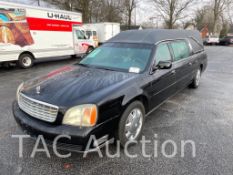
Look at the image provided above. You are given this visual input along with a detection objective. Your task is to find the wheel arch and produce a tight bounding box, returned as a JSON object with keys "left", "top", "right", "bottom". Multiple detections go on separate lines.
{"left": 18, "top": 51, "right": 35, "bottom": 60}
{"left": 123, "top": 95, "right": 149, "bottom": 114}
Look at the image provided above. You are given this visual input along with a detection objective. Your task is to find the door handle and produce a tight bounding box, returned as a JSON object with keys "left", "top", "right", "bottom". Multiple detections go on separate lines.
{"left": 171, "top": 70, "right": 176, "bottom": 74}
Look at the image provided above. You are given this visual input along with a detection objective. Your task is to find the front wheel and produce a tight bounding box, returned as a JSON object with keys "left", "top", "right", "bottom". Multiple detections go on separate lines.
{"left": 86, "top": 47, "right": 94, "bottom": 54}
{"left": 18, "top": 54, "right": 34, "bottom": 69}
{"left": 116, "top": 101, "right": 145, "bottom": 147}
{"left": 189, "top": 68, "right": 201, "bottom": 88}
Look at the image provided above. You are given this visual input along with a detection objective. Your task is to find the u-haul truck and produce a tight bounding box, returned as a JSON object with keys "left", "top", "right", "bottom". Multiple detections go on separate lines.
{"left": 0, "top": 1, "right": 95, "bottom": 68}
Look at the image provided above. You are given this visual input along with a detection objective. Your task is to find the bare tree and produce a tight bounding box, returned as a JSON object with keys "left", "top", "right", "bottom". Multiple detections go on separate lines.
{"left": 193, "top": 6, "right": 215, "bottom": 31}
{"left": 102, "top": 0, "right": 123, "bottom": 22}
{"left": 219, "top": 20, "right": 229, "bottom": 37}
{"left": 43, "top": 0, "right": 72, "bottom": 11}
{"left": 43, "top": 0, "right": 123, "bottom": 23}
{"left": 151, "top": 0, "right": 194, "bottom": 29}
{"left": 194, "top": 8, "right": 207, "bottom": 30}
{"left": 123, "top": 0, "right": 138, "bottom": 28}
{"left": 211, "top": 0, "right": 232, "bottom": 34}
{"left": 226, "top": 3, "right": 233, "bottom": 26}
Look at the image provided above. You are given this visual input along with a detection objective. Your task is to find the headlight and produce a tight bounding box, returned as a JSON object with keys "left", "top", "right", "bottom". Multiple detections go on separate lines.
{"left": 62, "top": 104, "right": 98, "bottom": 127}
{"left": 16, "top": 82, "right": 24, "bottom": 101}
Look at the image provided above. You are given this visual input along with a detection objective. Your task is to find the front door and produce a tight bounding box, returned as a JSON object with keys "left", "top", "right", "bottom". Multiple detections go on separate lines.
{"left": 73, "top": 27, "right": 89, "bottom": 54}
{"left": 148, "top": 43, "right": 176, "bottom": 110}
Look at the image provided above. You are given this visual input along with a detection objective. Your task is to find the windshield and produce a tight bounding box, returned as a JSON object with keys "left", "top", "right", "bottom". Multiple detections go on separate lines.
{"left": 79, "top": 43, "right": 153, "bottom": 73}
{"left": 86, "top": 31, "right": 92, "bottom": 38}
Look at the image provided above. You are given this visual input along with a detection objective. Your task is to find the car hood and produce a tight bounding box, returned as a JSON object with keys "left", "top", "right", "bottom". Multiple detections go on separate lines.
{"left": 21, "top": 65, "right": 138, "bottom": 107}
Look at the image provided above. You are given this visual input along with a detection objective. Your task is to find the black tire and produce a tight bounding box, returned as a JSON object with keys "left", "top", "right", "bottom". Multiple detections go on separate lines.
{"left": 189, "top": 68, "right": 201, "bottom": 89}
{"left": 116, "top": 101, "right": 145, "bottom": 147}
{"left": 71, "top": 55, "right": 77, "bottom": 59}
{"left": 86, "top": 47, "right": 94, "bottom": 54}
{"left": 18, "top": 53, "right": 34, "bottom": 69}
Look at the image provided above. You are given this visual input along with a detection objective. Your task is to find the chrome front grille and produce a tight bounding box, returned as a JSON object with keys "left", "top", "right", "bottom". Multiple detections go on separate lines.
{"left": 18, "top": 93, "right": 59, "bottom": 123}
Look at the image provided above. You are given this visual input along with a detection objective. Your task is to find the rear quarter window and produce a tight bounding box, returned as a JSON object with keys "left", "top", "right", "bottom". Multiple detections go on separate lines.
{"left": 188, "top": 38, "right": 204, "bottom": 54}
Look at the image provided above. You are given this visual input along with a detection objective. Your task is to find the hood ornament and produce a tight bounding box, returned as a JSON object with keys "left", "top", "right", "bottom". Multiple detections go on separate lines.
{"left": 36, "top": 86, "right": 41, "bottom": 95}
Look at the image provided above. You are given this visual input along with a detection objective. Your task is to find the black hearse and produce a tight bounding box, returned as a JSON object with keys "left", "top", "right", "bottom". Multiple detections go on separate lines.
{"left": 13, "top": 29, "right": 207, "bottom": 151}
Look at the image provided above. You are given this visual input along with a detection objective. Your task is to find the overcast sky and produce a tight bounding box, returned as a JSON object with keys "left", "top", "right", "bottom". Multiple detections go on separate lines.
{"left": 1, "top": 0, "right": 219, "bottom": 26}
{"left": 135, "top": 0, "right": 210, "bottom": 25}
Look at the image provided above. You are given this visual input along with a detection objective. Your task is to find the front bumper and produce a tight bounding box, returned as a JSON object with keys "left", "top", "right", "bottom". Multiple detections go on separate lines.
{"left": 12, "top": 101, "right": 118, "bottom": 152}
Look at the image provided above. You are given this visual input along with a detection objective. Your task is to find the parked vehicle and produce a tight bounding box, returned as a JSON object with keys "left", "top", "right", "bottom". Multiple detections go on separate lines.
{"left": 219, "top": 36, "right": 233, "bottom": 45}
{"left": 81, "top": 24, "right": 98, "bottom": 48}
{"left": 13, "top": 29, "right": 207, "bottom": 152}
{"left": 0, "top": 1, "right": 95, "bottom": 68}
{"left": 203, "top": 36, "right": 219, "bottom": 45}
{"left": 83, "top": 22, "right": 120, "bottom": 44}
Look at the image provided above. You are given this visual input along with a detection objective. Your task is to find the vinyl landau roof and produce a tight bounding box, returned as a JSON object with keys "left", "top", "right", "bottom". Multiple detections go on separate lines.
{"left": 107, "top": 29, "right": 203, "bottom": 45}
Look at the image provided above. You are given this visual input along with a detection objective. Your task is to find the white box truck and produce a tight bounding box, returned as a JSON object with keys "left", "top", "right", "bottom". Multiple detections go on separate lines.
{"left": 0, "top": 1, "right": 96, "bottom": 68}
{"left": 83, "top": 23, "right": 120, "bottom": 44}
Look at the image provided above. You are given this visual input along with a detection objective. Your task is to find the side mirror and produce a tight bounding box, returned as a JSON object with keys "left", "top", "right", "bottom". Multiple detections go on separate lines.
{"left": 157, "top": 61, "right": 172, "bottom": 69}
{"left": 150, "top": 60, "right": 172, "bottom": 74}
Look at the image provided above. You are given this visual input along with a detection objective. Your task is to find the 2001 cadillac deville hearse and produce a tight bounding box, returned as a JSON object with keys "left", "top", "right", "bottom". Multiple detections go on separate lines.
{"left": 13, "top": 29, "right": 207, "bottom": 152}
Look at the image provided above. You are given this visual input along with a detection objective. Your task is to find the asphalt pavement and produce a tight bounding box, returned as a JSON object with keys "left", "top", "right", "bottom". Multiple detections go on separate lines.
{"left": 0, "top": 46, "right": 233, "bottom": 175}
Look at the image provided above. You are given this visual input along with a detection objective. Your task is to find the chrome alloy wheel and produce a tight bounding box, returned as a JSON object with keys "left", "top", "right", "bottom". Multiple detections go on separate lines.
{"left": 22, "top": 56, "right": 32, "bottom": 67}
{"left": 195, "top": 69, "right": 201, "bottom": 86}
{"left": 125, "top": 108, "right": 143, "bottom": 141}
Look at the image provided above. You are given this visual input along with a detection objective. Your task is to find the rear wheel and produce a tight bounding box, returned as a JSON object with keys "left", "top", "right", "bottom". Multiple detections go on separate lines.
{"left": 18, "top": 53, "right": 34, "bottom": 69}
{"left": 190, "top": 68, "right": 201, "bottom": 88}
{"left": 116, "top": 101, "right": 145, "bottom": 147}
{"left": 71, "top": 55, "right": 77, "bottom": 59}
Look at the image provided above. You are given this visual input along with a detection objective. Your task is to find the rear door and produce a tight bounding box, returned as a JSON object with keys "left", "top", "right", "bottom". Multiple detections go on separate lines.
{"left": 169, "top": 40, "right": 194, "bottom": 91}
{"left": 148, "top": 42, "right": 177, "bottom": 110}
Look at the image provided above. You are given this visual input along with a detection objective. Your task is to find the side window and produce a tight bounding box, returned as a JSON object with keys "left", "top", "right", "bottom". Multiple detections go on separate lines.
{"left": 86, "top": 31, "right": 92, "bottom": 39}
{"left": 171, "top": 40, "right": 190, "bottom": 61}
{"left": 188, "top": 38, "right": 203, "bottom": 54}
{"left": 76, "top": 30, "right": 86, "bottom": 40}
{"left": 155, "top": 43, "right": 172, "bottom": 64}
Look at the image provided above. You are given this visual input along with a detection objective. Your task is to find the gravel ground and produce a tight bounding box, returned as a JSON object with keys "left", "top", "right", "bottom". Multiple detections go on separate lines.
{"left": 0, "top": 46, "right": 233, "bottom": 175}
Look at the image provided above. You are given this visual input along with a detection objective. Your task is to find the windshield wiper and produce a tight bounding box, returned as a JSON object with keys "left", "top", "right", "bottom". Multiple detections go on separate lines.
{"left": 78, "top": 63, "right": 91, "bottom": 68}
{"left": 97, "top": 67, "right": 116, "bottom": 71}
{"left": 79, "top": 64, "right": 117, "bottom": 72}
